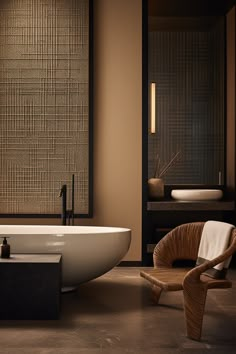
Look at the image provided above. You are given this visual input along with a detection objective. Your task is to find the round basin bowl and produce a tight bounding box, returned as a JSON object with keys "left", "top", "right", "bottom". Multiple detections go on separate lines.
{"left": 171, "top": 189, "right": 223, "bottom": 201}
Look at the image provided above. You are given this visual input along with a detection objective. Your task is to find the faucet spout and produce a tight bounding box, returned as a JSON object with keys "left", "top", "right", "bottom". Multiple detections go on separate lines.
{"left": 59, "top": 184, "right": 67, "bottom": 225}
{"left": 59, "top": 175, "right": 75, "bottom": 226}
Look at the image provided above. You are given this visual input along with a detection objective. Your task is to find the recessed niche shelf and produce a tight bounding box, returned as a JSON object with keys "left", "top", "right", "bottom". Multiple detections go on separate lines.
{"left": 142, "top": 0, "right": 236, "bottom": 267}
{"left": 147, "top": 200, "right": 235, "bottom": 211}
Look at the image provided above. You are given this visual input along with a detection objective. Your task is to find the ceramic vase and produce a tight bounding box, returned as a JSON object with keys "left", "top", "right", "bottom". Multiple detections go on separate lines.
{"left": 148, "top": 178, "right": 164, "bottom": 200}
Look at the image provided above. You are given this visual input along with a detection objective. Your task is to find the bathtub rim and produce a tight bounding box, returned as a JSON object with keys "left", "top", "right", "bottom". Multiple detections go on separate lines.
{"left": 0, "top": 225, "right": 131, "bottom": 235}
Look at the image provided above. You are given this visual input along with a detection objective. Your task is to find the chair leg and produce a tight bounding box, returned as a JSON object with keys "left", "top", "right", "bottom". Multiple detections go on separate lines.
{"left": 183, "top": 285, "right": 208, "bottom": 341}
{"left": 151, "top": 285, "right": 163, "bottom": 305}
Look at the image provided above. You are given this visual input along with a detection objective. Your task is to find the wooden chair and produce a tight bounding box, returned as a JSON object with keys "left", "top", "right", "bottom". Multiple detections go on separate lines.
{"left": 140, "top": 222, "right": 236, "bottom": 341}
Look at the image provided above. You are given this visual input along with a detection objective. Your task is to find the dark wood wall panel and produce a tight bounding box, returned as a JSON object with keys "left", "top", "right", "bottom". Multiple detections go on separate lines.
{"left": 148, "top": 17, "right": 225, "bottom": 185}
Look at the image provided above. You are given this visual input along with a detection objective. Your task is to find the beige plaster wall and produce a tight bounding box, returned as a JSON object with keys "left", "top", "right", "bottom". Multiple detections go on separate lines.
{"left": 86, "top": 0, "right": 142, "bottom": 260}
{"left": 0, "top": 0, "right": 143, "bottom": 261}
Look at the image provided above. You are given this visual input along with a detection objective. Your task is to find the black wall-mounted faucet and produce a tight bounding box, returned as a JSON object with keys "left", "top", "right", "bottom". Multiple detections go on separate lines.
{"left": 59, "top": 174, "right": 75, "bottom": 226}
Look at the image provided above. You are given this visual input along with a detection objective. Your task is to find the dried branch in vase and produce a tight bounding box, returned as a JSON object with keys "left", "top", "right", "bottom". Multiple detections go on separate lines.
{"left": 153, "top": 151, "right": 181, "bottom": 178}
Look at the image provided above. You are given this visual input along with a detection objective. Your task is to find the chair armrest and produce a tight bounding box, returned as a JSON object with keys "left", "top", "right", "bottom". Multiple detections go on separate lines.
{"left": 183, "top": 238, "right": 236, "bottom": 284}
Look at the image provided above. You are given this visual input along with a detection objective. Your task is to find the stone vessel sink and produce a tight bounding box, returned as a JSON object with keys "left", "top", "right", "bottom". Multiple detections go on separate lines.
{"left": 171, "top": 189, "right": 223, "bottom": 201}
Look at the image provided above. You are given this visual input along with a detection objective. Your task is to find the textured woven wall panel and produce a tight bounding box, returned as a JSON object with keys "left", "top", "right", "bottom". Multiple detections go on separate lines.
{"left": 0, "top": 0, "right": 90, "bottom": 214}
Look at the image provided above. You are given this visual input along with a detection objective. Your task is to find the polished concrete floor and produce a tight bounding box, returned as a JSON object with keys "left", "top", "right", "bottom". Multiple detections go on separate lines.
{"left": 0, "top": 267, "right": 236, "bottom": 353}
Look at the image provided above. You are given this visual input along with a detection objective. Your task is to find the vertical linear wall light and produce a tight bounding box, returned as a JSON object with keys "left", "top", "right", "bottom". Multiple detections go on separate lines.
{"left": 150, "top": 82, "right": 156, "bottom": 134}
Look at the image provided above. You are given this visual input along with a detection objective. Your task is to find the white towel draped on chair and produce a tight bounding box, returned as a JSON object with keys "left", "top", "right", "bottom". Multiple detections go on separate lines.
{"left": 196, "top": 220, "right": 234, "bottom": 278}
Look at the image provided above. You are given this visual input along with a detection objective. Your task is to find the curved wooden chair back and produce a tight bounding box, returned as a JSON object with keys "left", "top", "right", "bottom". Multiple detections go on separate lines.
{"left": 153, "top": 222, "right": 205, "bottom": 267}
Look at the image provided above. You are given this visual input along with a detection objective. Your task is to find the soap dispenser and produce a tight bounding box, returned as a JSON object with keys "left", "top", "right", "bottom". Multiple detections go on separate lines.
{"left": 0, "top": 237, "right": 10, "bottom": 258}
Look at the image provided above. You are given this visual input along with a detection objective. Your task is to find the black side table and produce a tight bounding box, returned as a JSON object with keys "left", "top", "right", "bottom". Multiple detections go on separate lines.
{"left": 0, "top": 254, "right": 61, "bottom": 320}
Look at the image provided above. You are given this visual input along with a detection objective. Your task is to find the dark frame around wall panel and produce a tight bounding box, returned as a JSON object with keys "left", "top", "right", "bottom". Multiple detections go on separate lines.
{"left": 0, "top": 0, "right": 93, "bottom": 218}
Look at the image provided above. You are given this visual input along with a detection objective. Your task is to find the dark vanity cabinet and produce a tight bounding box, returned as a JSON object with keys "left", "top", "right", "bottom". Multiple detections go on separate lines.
{"left": 142, "top": 0, "right": 236, "bottom": 266}
{"left": 143, "top": 200, "right": 235, "bottom": 266}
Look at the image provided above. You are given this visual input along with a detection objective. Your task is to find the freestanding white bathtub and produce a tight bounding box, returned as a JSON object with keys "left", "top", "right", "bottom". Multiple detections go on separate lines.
{"left": 0, "top": 225, "right": 131, "bottom": 287}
